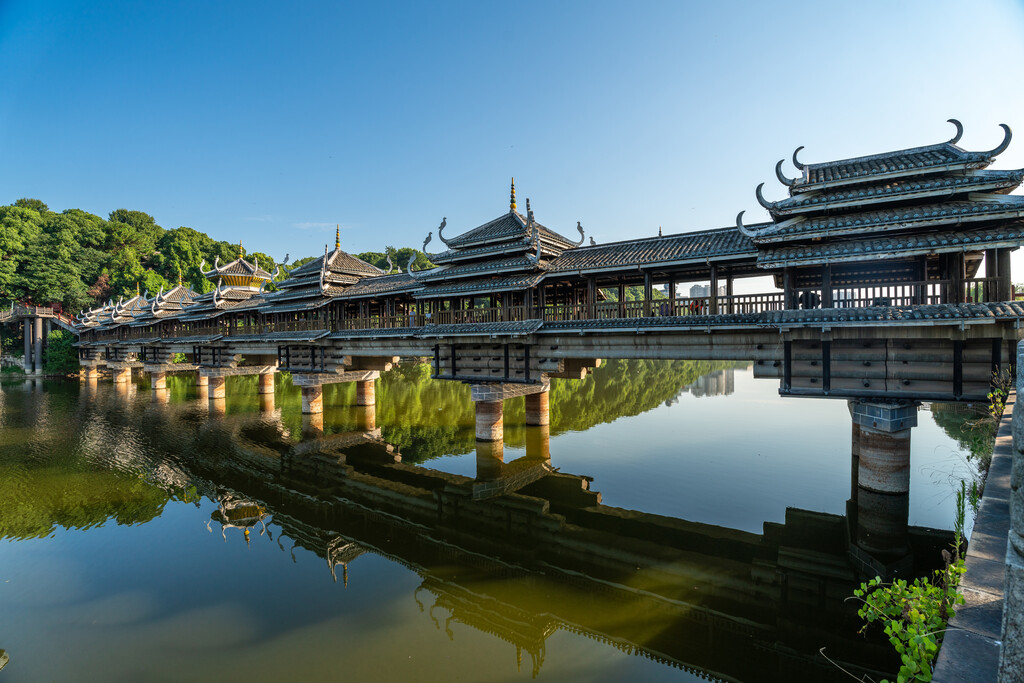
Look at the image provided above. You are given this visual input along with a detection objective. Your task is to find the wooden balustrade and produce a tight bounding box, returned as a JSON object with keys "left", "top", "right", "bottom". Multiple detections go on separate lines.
{"left": 74, "top": 277, "right": 1022, "bottom": 343}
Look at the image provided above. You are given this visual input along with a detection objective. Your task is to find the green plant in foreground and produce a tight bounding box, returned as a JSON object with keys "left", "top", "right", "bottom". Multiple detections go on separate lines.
{"left": 851, "top": 483, "right": 968, "bottom": 683}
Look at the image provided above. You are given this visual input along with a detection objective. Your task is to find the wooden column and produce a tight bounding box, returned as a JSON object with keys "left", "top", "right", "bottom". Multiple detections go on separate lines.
{"left": 998, "top": 248, "right": 1013, "bottom": 301}
{"left": 618, "top": 283, "right": 625, "bottom": 317}
{"left": 951, "top": 252, "right": 965, "bottom": 303}
{"left": 783, "top": 268, "right": 794, "bottom": 309}
{"left": 725, "top": 272, "right": 734, "bottom": 314}
{"left": 587, "top": 276, "right": 596, "bottom": 319}
{"left": 643, "top": 271, "right": 652, "bottom": 317}
{"left": 822, "top": 264, "right": 832, "bottom": 308}
{"left": 709, "top": 264, "right": 719, "bottom": 315}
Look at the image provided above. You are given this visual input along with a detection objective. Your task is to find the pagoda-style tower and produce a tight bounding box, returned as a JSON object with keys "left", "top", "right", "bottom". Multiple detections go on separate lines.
{"left": 740, "top": 120, "right": 1023, "bottom": 307}
{"left": 413, "top": 179, "right": 585, "bottom": 308}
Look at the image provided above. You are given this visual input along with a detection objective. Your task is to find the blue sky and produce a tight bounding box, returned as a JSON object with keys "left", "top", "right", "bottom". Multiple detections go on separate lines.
{"left": 2, "top": 0, "right": 1023, "bottom": 268}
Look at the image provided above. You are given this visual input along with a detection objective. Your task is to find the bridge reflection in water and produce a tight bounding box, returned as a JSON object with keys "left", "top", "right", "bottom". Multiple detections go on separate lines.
{"left": 8, "top": 365, "right": 965, "bottom": 683}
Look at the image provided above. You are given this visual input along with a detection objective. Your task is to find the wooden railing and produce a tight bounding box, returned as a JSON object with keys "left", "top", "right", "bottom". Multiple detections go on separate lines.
{"left": 79, "top": 277, "right": 1023, "bottom": 343}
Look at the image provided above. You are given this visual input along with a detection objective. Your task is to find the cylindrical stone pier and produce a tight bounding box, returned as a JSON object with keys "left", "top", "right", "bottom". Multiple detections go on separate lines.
{"left": 355, "top": 379, "right": 375, "bottom": 406}
{"left": 23, "top": 321, "right": 31, "bottom": 373}
{"left": 208, "top": 376, "right": 226, "bottom": 399}
{"left": 195, "top": 373, "right": 209, "bottom": 388}
{"left": 525, "top": 390, "right": 550, "bottom": 426}
{"left": 301, "top": 384, "right": 324, "bottom": 414}
{"left": 151, "top": 372, "right": 166, "bottom": 391}
{"left": 197, "top": 383, "right": 209, "bottom": 403}
{"left": 113, "top": 367, "right": 131, "bottom": 384}
{"left": 33, "top": 316, "right": 42, "bottom": 375}
{"left": 849, "top": 400, "right": 917, "bottom": 559}
{"left": 475, "top": 399, "right": 503, "bottom": 441}
{"left": 259, "top": 392, "right": 275, "bottom": 413}
{"left": 476, "top": 439, "right": 505, "bottom": 479}
{"left": 355, "top": 404, "right": 376, "bottom": 431}
{"left": 259, "top": 372, "right": 275, "bottom": 395}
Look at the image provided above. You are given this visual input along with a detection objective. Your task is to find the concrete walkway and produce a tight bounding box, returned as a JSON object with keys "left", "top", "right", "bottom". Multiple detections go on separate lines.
{"left": 933, "top": 394, "right": 1013, "bottom": 682}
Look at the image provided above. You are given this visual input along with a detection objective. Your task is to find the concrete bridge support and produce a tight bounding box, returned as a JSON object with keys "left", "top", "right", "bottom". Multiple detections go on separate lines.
{"left": 260, "top": 392, "right": 275, "bottom": 413}
{"left": 195, "top": 373, "right": 209, "bottom": 388}
{"left": 150, "top": 372, "right": 167, "bottom": 391}
{"left": 849, "top": 400, "right": 917, "bottom": 560}
{"left": 258, "top": 372, "right": 275, "bottom": 395}
{"left": 112, "top": 367, "right": 131, "bottom": 384}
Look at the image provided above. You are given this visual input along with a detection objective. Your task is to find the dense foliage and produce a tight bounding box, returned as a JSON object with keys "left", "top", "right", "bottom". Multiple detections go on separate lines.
{"left": 43, "top": 329, "right": 79, "bottom": 375}
{"left": 0, "top": 198, "right": 280, "bottom": 313}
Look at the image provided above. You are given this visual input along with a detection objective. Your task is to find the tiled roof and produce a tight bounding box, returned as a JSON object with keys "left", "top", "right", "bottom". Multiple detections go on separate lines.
{"left": 752, "top": 195, "right": 1024, "bottom": 244}
{"left": 757, "top": 222, "right": 1024, "bottom": 268}
{"left": 417, "top": 273, "right": 545, "bottom": 298}
{"left": 547, "top": 227, "right": 757, "bottom": 273}
{"left": 430, "top": 238, "right": 535, "bottom": 265}
{"left": 328, "top": 272, "right": 422, "bottom": 299}
{"left": 441, "top": 211, "right": 579, "bottom": 251}
{"left": 284, "top": 248, "right": 382, "bottom": 279}
{"left": 419, "top": 319, "right": 544, "bottom": 337}
{"left": 416, "top": 255, "right": 542, "bottom": 282}
{"left": 790, "top": 142, "right": 992, "bottom": 193}
{"left": 769, "top": 169, "right": 1024, "bottom": 215}
{"left": 205, "top": 257, "right": 273, "bottom": 279}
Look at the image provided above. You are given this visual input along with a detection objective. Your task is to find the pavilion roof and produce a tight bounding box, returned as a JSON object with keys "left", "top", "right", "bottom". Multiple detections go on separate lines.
{"left": 782, "top": 123, "right": 1012, "bottom": 194}
{"left": 746, "top": 194, "right": 1024, "bottom": 244}
{"left": 416, "top": 272, "right": 545, "bottom": 299}
{"left": 756, "top": 221, "right": 1024, "bottom": 268}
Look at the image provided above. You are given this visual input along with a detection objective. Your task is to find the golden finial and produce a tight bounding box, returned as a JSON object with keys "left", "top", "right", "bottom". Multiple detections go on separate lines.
{"left": 178, "top": 269, "right": 183, "bottom": 287}
{"left": 510, "top": 177, "right": 516, "bottom": 212}
{"left": 335, "top": 224, "right": 340, "bottom": 250}
{"left": 239, "top": 240, "right": 244, "bottom": 257}
{"left": 136, "top": 282, "right": 140, "bottom": 297}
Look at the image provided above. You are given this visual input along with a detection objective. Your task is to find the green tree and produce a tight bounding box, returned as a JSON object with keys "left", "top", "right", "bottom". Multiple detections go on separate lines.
{"left": 43, "top": 329, "right": 79, "bottom": 374}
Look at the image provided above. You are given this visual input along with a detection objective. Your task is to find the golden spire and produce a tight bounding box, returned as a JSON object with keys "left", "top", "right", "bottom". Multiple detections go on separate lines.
{"left": 510, "top": 177, "right": 516, "bottom": 212}
{"left": 178, "top": 269, "right": 183, "bottom": 287}
{"left": 239, "top": 240, "right": 244, "bottom": 257}
{"left": 136, "top": 282, "right": 140, "bottom": 297}
{"left": 335, "top": 224, "right": 340, "bottom": 250}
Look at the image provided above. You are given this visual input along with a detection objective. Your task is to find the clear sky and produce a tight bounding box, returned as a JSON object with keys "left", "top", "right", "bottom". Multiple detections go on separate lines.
{"left": 2, "top": 0, "right": 1023, "bottom": 271}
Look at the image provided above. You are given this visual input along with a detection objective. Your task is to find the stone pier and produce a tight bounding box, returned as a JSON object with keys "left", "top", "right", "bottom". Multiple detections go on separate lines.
{"left": 291, "top": 370, "right": 381, "bottom": 415}
{"left": 195, "top": 373, "right": 209, "bottom": 388}
{"left": 259, "top": 372, "right": 275, "bottom": 395}
{"left": 849, "top": 400, "right": 917, "bottom": 563}
{"left": 32, "top": 316, "right": 42, "bottom": 375}
{"left": 355, "top": 379, "right": 374, "bottom": 406}
{"left": 525, "top": 389, "right": 550, "bottom": 426}
{"left": 150, "top": 372, "right": 166, "bottom": 391}
{"left": 208, "top": 376, "right": 226, "bottom": 399}
{"left": 259, "top": 392, "right": 275, "bottom": 412}
{"left": 470, "top": 380, "right": 550, "bottom": 442}
{"left": 112, "top": 367, "right": 132, "bottom": 384}
{"left": 301, "top": 385, "right": 323, "bottom": 414}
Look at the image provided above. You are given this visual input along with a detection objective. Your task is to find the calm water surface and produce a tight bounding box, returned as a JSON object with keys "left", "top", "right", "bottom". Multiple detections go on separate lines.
{"left": 0, "top": 361, "right": 981, "bottom": 681}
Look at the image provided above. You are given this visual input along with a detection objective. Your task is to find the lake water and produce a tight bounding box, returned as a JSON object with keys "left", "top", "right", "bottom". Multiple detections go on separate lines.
{"left": 0, "top": 361, "right": 982, "bottom": 681}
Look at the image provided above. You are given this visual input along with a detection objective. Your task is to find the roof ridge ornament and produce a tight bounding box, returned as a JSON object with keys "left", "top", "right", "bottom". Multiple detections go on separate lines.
{"left": 775, "top": 160, "right": 795, "bottom": 187}
{"left": 436, "top": 217, "right": 452, "bottom": 247}
{"left": 406, "top": 252, "right": 427, "bottom": 279}
{"left": 573, "top": 221, "right": 585, "bottom": 246}
{"left": 319, "top": 244, "right": 329, "bottom": 294}
{"left": 589, "top": 236, "right": 596, "bottom": 246}
{"left": 792, "top": 146, "right": 805, "bottom": 171}
{"left": 736, "top": 211, "right": 758, "bottom": 238}
{"left": 335, "top": 225, "right": 340, "bottom": 251}
{"left": 755, "top": 182, "right": 775, "bottom": 210}
{"left": 510, "top": 177, "right": 516, "bottom": 212}
{"left": 947, "top": 118, "right": 964, "bottom": 145}
{"left": 986, "top": 123, "right": 1012, "bottom": 158}
{"left": 385, "top": 252, "right": 394, "bottom": 274}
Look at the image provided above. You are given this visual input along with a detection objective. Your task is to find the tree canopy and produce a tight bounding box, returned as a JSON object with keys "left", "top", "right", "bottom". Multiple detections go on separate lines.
{"left": 0, "top": 198, "right": 427, "bottom": 314}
